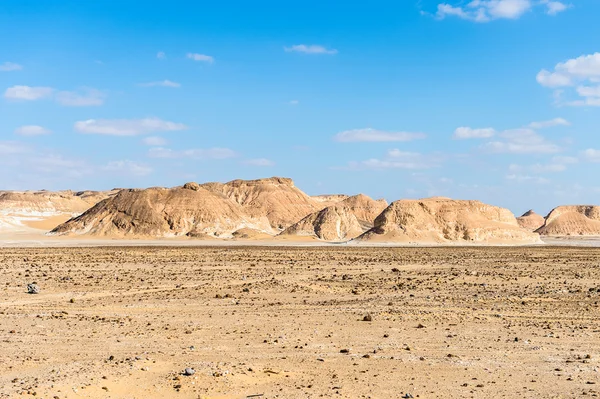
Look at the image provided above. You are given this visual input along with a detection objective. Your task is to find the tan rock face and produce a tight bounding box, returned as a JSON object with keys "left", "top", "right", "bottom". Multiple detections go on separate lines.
{"left": 0, "top": 190, "right": 116, "bottom": 232}
{"left": 537, "top": 205, "right": 600, "bottom": 236}
{"left": 201, "top": 177, "right": 321, "bottom": 230}
{"left": 358, "top": 197, "right": 540, "bottom": 244}
{"left": 0, "top": 191, "right": 92, "bottom": 215}
{"left": 280, "top": 194, "right": 388, "bottom": 241}
{"left": 517, "top": 210, "right": 546, "bottom": 231}
{"left": 51, "top": 185, "right": 272, "bottom": 238}
{"left": 311, "top": 194, "right": 350, "bottom": 208}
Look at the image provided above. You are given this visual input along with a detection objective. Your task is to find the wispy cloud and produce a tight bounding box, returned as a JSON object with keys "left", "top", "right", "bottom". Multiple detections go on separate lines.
{"left": 482, "top": 128, "right": 561, "bottom": 154}
{"left": 142, "top": 136, "right": 167, "bottom": 146}
{"left": 435, "top": 0, "right": 568, "bottom": 22}
{"left": 0, "top": 141, "right": 29, "bottom": 155}
{"left": 505, "top": 174, "right": 550, "bottom": 184}
{"left": 148, "top": 147, "right": 236, "bottom": 160}
{"left": 187, "top": 53, "right": 214, "bottom": 63}
{"left": 334, "top": 128, "right": 426, "bottom": 142}
{"left": 103, "top": 160, "right": 153, "bottom": 176}
{"left": 4, "top": 85, "right": 53, "bottom": 100}
{"left": 74, "top": 118, "right": 187, "bottom": 136}
{"left": 284, "top": 44, "right": 338, "bottom": 55}
{"left": 339, "top": 149, "right": 442, "bottom": 170}
{"left": 541, "top": 0, "right": 569, "bottom": 15}
{"left": 14, "top": 125, "right": 52, "bottom": 136}
{"left": 56, "top": 88, "right": 106, "bottom": 106}
{"left": 509, "top": 156, "right": 578, "bottom": 174}
{"left": 453, "top": 127, "right": 496, "bottom": 139}
{"left": 582, "top": 149, "right": 600, "bottom": 163}
{"left": 0, "top": 62, "right": 23, "bottom": 72}
{"left": 527, "top": 117, "right": 570, "bottom": 129}
{"left": 138, "top": 80, "right": 181, "bottom": 88}
{"left": 157, "top": 51, "right": 166, "bottom": 60}
{"left": 4, "top": 85, "right": 106, "bottom": 106}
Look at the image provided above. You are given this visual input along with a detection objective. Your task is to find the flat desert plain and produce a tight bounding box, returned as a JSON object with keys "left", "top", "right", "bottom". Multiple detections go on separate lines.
{"left": 1, "top": 246, "right": 599, "bottom": 399}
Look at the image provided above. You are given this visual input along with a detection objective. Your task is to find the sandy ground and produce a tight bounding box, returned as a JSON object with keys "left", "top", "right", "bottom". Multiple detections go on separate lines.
{"left": 1, "top": 246, "right": 599, "bottom": 399}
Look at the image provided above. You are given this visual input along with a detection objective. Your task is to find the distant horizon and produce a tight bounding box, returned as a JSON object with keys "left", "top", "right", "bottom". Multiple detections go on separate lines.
{"left": 1, "top": 174, "right": 591, "bottom": 218}
{"left": 1, "top": 0, "right": 599, "bottom": 218}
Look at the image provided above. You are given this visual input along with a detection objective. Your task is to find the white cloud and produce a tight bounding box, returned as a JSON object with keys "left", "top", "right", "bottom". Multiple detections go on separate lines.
{"left": 482, "top": 128, "right": 561, "bottom": 154}
{"left": 527, "top": 117, "right": 570, "bottom": 129}
{"left": 4, "top": 85, "right": 53, "bottom": 100}
{"left": 577, "top": 86, "right": 600, "bottom": 98}
{"left": 138, "top": 80, "right": 181, "bottom": 88}
{"left": 436, "top": 4, "right": 474, "bottom": 20}
{"left": 243, "top": 158, "right": 275, "bottom": 166}
{"left": 537, "top": 53, "right": 600, "bottom": 106}
{"left": 55, "top": 88, "right": 106, "bottom": 106}
{"left": 289, "top": 100, "right": 299, "bottom": 105}
{"left": 14, "top": 125, "right": 52, "bottom": 136}
{"left": 582, "top": 149, "right": 600, "bottom": 163}
{"left": 104, "top": 160, "right": 153, "bottom": 176}
{"left": 4, "top": 85, "right": 106, "bottom": 106}
{"left": 552, "top": 155, "right": 578, "bottom": 165}
{"left": 509, "top": 156, "right": 579, "bottom": 174}
{"left": 453, "top": 127, "right": 496, "bottom": 139}
{"left": 436, "top": 0, "right": 538, "bottom": 22}
{"left": 536, "top": 69, "right": 572, "bottom": 87}
{"left": 142, "top": 136, "right": 167, "bottom": 146}
{"left": 0, "top": 62, "right": 23, "bottom": 72}
{"left": 334, "top": 128, "right": 426, "bottom": 142}
{"left": 187, "top": 53, "right": 214, "bottom": 63}
{"left": 341, "top": 149, "right": 442, "bottom": 170}
{"left": 532, "top": 163, "right": 567, "bottom": 172}
{"left": 33, "top": 154, "right": 86, "bottom": 170}
{"left": 148, "top": 147, "right": 236, "bottom": 160}
{"left": 541, "top": 0, "right": 568, "bottom": 15}
{"left": 157, "top": 51, "right": 166, "bottom": 60}
{"left": 540, "top": 53, "right": 600, "bottom": 86}
{"left": 486, "top": 0, "right": 532, "bottom": 19}
{"left": 75, "top": 118, "right": 187, "bottom": 136}
{"left": 0, "top": 141, "right": 29, "bottom": 154}
{"left": 284, "top": 44, "right": 338, "bottom": 55}
{"left": 506, "top": 174, "right": 550, "bottom": 184}
{"left": 25, "top": 154, "right": 93, "bottom": 179}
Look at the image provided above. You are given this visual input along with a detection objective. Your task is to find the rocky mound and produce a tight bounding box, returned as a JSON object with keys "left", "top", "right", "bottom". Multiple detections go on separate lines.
{"left": 280, "top": 194, "right": 388, "bottom": 241}
{"left": 517, "top": 210, "right": 546, "bottom": 231}
{"left": 311, "top": 194, "right": 349, "bottom": 207}
{"left": 201, "top": 177, "right": 321, "bottom": 230}
{"left": 0, "top": 190, "right": 107, "bottom": 232}
{"left": 74, "top": 189, "right": 120, "bottom": 205}
{"left": 536, "top": 206, "right": 600, "bottom": 236}
{"left": 51, "top": 185, "right": 272, "bottom": 238}
{"left": 0, "top": 190, "right": 92, "bottom": 215}
{"left": 357, "top": 197, "right": 540, "bottom": 244}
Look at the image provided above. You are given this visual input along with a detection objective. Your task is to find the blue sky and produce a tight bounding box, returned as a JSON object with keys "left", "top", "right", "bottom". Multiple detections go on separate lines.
{"left": 1, "top": 0, "right": 599, "bottom": 215}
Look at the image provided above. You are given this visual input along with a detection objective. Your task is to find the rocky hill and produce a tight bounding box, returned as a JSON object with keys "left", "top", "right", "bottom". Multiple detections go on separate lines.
{"left": 517, "top": 210, "right": 546, "bottom": 231}
{"left": 0, "top": 190, "right": 114, "bottom": 232}
{"left": 280, "top": 194, "right": 388, "bottom": 241}
{"left": 51, "top": 183, "right": 273, "bottom": 238}
{"left": 357, "top": 197, "right": 540, "bottom": 244}
{"left": 536, "top": 205, "right": 600, "bottom": 236}
{"left": 201, "top": 177, "right": 324, "bottom": 230}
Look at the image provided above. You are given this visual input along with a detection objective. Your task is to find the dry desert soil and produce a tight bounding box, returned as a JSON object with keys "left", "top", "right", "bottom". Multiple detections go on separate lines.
{"left": 1, "top": 246, "right": 599, "bottom": 398}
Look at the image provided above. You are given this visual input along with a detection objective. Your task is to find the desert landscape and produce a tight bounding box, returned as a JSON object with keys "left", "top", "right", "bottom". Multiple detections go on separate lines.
{"left": 4, "top": 1, "right": 599, "bottom": 397}
{"left": 1, "top": 246, "right": 599, "bottom": 399}
{"left": 0, "top": 178, "right": 600, "bottom": 398}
